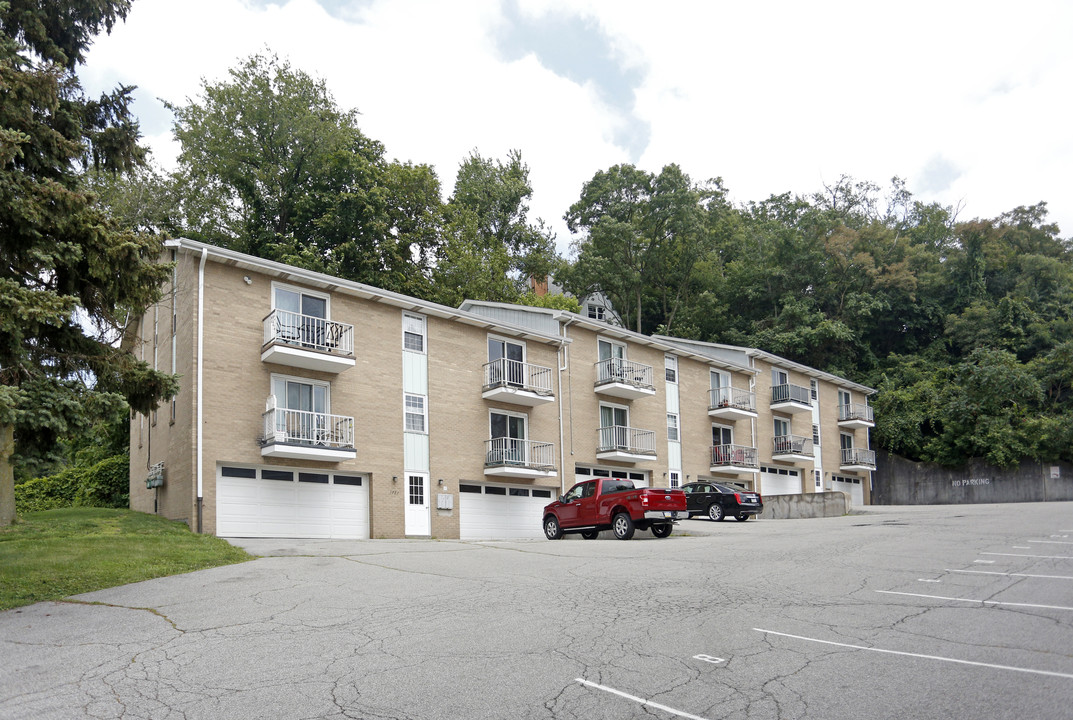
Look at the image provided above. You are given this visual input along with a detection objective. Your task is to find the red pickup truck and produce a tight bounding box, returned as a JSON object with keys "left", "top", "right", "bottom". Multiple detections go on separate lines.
{"left": 542, "top": 477, "right": 689, "bottom": 540}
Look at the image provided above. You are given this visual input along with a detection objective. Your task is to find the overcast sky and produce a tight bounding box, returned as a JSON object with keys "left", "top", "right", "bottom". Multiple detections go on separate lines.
{"left": 83, "top": 0, "right": 1073, "bottom": 251}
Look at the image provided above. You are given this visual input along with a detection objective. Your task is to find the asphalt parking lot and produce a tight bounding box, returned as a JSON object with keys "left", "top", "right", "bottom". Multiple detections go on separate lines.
{"left": 3, "top": 502, "right": 1072, "bottom": 719}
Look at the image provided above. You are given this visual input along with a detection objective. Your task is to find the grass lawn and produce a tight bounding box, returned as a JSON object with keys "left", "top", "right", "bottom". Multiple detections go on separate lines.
{"left": 0, "top": 508, "right": 252, "bottom": 611}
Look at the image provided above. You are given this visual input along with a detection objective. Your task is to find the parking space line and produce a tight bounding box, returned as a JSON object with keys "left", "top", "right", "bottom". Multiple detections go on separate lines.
{"left": 575, "top": 679, "right": 710, "bottom": 720}
{"left": 974, "top": 559, "right": 996, "bottom": 564}
{"left": 754, "top": 629, "right": 1073, "bottom": 680}
{"left": 877, "top": 590, "right": 1073, "bottom": 612}
{"left": 983, "top": 552, "right": 1073, "bottom": 560}
{"left": 1029, "top": 540, "right": 1073, "bottom": 545}
{"left": 946, "top": 569, "right": 1073, "bottom": 581}
{"left": 1013, "top": 546, "right": 1031, "bottom": 549}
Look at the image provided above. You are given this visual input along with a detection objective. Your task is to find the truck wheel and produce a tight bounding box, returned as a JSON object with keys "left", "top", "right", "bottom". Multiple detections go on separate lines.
{"left": 544, "top": 515, "right": 563, "bottom": 540}
{"left": 581, "top": 530, "right": 599, "bottom": 540}
{"left": 612, "top": 512, "right": 635, "bottom": 540}
{"left": 651, "top": 523, "right": 672, "bottom": 538}
{"left": 707, "top": 503, "right": 725, "bottom": 522}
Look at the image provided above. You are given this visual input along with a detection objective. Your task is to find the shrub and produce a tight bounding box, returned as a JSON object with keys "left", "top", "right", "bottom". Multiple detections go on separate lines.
{"left": 15, "top": 454, "right": 129, "bottom": 514}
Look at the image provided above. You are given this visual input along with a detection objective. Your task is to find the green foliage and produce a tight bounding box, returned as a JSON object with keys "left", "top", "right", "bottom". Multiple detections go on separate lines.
{"left": 431, "top": 150, "right": 561, "bottom": 306}
{"left": 15, "top": 453, "right": 129, "bottom": 513}
{"left": 0, "top": 0, "right": 179, "bottom": 523}
{"left": 0, "top": 507, "right": 251, "bottom": 610}
{"left": 167, "top": 53, "right": 442, "bottom": 298}
{"left": 517, "top": 292, "right": 581, "bottom": 313}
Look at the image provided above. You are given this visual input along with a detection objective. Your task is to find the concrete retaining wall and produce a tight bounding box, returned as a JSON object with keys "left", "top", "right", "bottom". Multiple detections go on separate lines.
{"left": 760, "top": 491, "right": 849, "bottom": 519}
{"left": 873, "top": 451, "right": 1073, "bottom": 505}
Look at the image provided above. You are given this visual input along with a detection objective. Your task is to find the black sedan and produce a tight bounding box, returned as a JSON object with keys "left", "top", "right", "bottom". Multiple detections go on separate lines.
{"left": 682, "top": 482, "right": 763, "bottom": 522}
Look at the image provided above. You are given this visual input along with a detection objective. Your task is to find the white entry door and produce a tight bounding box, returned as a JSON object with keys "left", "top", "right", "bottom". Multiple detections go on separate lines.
{"left": 404, "top": 473, "right": 431, "bottom": 536}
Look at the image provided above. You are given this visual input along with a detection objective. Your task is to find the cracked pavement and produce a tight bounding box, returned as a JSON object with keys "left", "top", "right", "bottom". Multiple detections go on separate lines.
{"left": 2, "top": 503, "right": 1072, "bottom": 719}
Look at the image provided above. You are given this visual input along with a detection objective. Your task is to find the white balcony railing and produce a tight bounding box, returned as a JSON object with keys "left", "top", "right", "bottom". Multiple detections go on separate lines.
{"left": 772, "top": 434, "right": 813, "bottom": 456}
{"left": 710, "top": 444, "right": 759, "bottom": 469}
{"left": 484, "top": 438, "right": 556, "bottom": 470}
{"left": 483, "top": 358, "right": 554, "bottom": 395}
{"left": 841, "top": 447, "right": 877, "bottom": 467}
{"left": 594, "top": 358, "right": 654, "bottom": 390}
{"left": 771, "top": 383, "right": 811, "bottom": 406}
{"left": 709, "top": 386, "right": 757, "bottom": 413}
{"left": 263, "top": 309, "right": 354, "bottom": 357}
{"left": 839, "top": 403, "right": 875, "bottom": 424}
{"left": 262, "top": 407, "right": 355, "bottom": 450}
{"left": 597, "top": 425, "right": 656, "bottom": 455}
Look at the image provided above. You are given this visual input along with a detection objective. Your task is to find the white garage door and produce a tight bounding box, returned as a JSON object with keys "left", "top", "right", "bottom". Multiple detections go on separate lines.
{"left": 459, "top": 483, "right": 555, "bottom": 540}
{"left": 831, "top": 475, "right": 865, "bottom": 507}
{"left": 759, "top": 466, "right": 801, "bottom": 496}
{"left": 217, "top": 465, "right": 369, "bottom": 539}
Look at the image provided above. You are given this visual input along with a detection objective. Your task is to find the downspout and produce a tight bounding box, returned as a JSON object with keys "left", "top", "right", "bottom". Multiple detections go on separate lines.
{"left": 196, "top": 247, "right": 207, "bottom": 533}
{"left": 557, "top": 316, "right": 576, "bottom": 495}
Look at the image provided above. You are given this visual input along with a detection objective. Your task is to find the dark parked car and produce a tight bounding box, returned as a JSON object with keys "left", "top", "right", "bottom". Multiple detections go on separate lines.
{"left": 682, "top": 482, "right": 763, "bottom": 522}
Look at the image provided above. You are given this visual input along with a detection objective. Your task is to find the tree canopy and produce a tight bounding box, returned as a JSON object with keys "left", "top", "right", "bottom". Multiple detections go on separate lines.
{"left": 0, "top": 0, "right": 178, "bottom": 524}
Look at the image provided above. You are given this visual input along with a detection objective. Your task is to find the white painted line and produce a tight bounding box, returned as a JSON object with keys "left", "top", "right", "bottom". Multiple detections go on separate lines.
{"left": 693, "top": 654, "right": 726, "bottom": 665}
{"left": 946, "top": 569, "right": 1073, "bottom": 581}
{"left": 1013, "top": 546, "right": 1031, "bottom": 549}
{"left": 983, "top": 552, "right": 1073, "bottom": 560}
{"left": 1029, "top": 540, "right": 1073, "bottom": 545}
{"left": 974, "top": 560, "right": 996, "bottom": 564}
{"left": 877, "top": 590, "right": 1073, "bottom": 612}
{"left": 917, "top": 579, "right": 941, "bottom": 583}
{"left": 754, "top": 628, "right": 1073, "bottom": 680}
{"left": 575, "top": 679, "right": 711, "bottom": 720}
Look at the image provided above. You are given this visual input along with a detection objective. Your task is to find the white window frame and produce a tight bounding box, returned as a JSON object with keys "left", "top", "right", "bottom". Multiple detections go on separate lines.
{"left": 487, "top": 334, "right": 526, "bottom": 364}
{"left": 839, "top": 389, "right": 853, "bottom": 407}
{"left": 840, "top": 431, "right": 854, "bottom": 450}
{"left": 667, "top": 413, "right": 680, "bottom": 442}
{"left": 271, "top": 373, "right": 331, "bottom": 414}
{"left": 710, "top": 369, "right": 730, "bottom": 389}
{"left": 488, "top": 408, "right": 528, "bottom": 440}
{"left": 815, "top": 469, "right": 822, "bottom": 488}
{"left": 665, "top": 355, "right": 678, "bottom": 384}
{"left": 773, "top": 416, "right": 790, "bottom": 438}
{"left": 587, "top": 304, "right": 606, "bottom": 321}
{"left": 813, "top": 423, "right": 821, "bottom": 446}
{"left": 404, "top": 393, "right": 427, "bottom": 433}
{"left": 669, "top": 470, "right": 680, "bottom": 489}
{"left": 712, "top": 422, "right": 734, "bottom": 446}
{"left": 402, "top": 312, "right": 426, "bottom": 354}
{"left": 599, "top": 401, "right": 630, "bottom": 428}
{"left": 773, "top": 368, "right": 789, "bottom": 386}
{"left": 597, "top": 337, "right": 626, "bottom": 361}
{"left": 810, "top": 378, "right": 818, "bottom": 400}
{"left": 272, "top": 281, "right": 331, "bottom": 318}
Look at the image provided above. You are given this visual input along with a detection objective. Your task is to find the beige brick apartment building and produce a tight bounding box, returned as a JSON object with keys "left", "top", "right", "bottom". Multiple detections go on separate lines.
{"left": 129, "top": 238, "right": 875, "bottom": 539}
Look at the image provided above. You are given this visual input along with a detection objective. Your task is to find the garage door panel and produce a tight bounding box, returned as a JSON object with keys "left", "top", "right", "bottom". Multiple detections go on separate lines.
{"left": 218, "top": 466, "right": 369, "bottom": 539}
{"left": 760, "top": 470, "right": 801, "bottom": 496}
{"left": 460, "top": 485, "right": 549, "bottom": 540}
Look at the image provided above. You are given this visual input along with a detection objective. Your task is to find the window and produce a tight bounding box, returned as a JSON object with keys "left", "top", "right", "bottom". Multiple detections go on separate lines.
{"left": 489, "top": 411, "right": 526, "bottom": 464}
{"left": 669, "top": 471, "right": 680, "bottom": 489}
{"left": 299, "top": 473, "right": 329, "bottom": 484}
{"left": 839, "top": 389, "right": 852, "bottom": 408}
{"left": 221, "top": 466, "right": 256, "bottom": 478}
{"left": 488, "top": 337, "right": 525, "bottom": 387}
{"left": 509, "top": 488, "right": 530, "bottom": 497}
{"left": 403, "top": 313, "right": 426, "bottom": 352}
{"left": 840, "top": 432, "right": 854, "bottom": 451}
{"left": 587, "top": 304, "right": 606, "bottom": 321}
{"left": 815, "top": 470, "right": 822, "bottom": 488}
{"left": 272, "top": 376, "right": 328, "bottom": 415}
{"left": 532, "top": 489, "right": 553, "bottom": 499}
{"left": 262, "top": 469, "right": 294, "bottom": 482}
{"left": 408, "top": 475, "right": 425, "bottom": 505}
{"left": 773, "top": 417, "right": 790, "bottom": 438}
{"left": 404, "top": 393, "right": 426, "bottom": 433}
{"left": 813, "top": 424, "right": 821, "bottom": 446}
{"left": 459, "top": 484, "right": 482, "bottom": 493}
{"left": 485, "top": 486, "right": 507, "bottom": 495}
{"left": 270, "top": 375, "right": 330, "bottom": 443}
{"left": 665, "top": 355, "right": 678, "bottom": 383}
{"left": 667, "top": 413, "right": 680, "bottom": 442}
{"left": 335, "top": 475, "right": 363, "bottom": 486}
{"left": 810, "top": 379, "right": 818, "bottom": 400}
{"left": 274, "top": 284, "right": 329, "bottom": 345}
{"left": 772, "top": 368, "right": 789, "bottom": 387}
{"left": 597, "top": 338, "right": 625, "bottom": 380}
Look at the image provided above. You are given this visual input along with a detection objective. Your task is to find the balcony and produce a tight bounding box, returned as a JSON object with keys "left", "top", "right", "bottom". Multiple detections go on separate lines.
{"left": 770, "top": 383, "right": 812, "bottom": 413}
{"left": 840, "top": 447, "right": 877, "bottom": 471}
{"left": 838, "top": 402, "right": 875, "bottom": 429}
{"left": 260, "top": 406, "right": 356, "bottom": 461}
{"left": 261, "top": 309, "right": 355, "bottom": 374}
{"left": 596, "top": 425, "right": 657, "bottom": 463}
{"left": 484, "top": 438, "right": 557, "bottom": 478}
{"left": 482, "top": 358, "right": 555, "bottom": 406}
{"left": 709, "top": 444, "right": 759, "bottom": 475}
{"left": 708, "top": 387, "right": 758, "bottom": 420}
{"left": 593, "top": 358, "right": 656, "bottom": 400}
{"left": 771, "top": 434, "right": 814, "bottom": 462}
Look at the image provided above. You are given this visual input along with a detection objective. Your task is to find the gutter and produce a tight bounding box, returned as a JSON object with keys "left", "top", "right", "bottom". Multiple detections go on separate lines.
{"left": 557, "top": 315, "right": 576, "bottom": 495}
{"left": 196, "top": 247, "right": 207, "bottom": 533}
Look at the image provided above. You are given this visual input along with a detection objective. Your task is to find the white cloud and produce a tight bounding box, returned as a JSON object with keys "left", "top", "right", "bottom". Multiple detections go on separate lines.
{"left": 85, "top": 0, "right": 1073, "bottom": 245}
